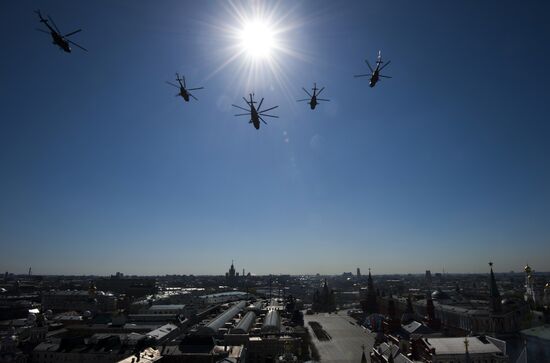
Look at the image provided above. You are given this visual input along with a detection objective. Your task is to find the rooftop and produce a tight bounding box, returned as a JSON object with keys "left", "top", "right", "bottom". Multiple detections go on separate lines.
{"left": 148, "top": 304, "right": 186, "bottom": 310}
{"left": 521, "top": 325, "right": 550, "bottom": 341}
{"left": 424, "top": 336, "right": 503, "bottom": 355}
{"left": 200, "top": 291, "right": 248, "bottom": 298}
{"left": 147, "top": 323, "right": 179, "bottom": 340}
{"left": 116, "top": 348, "right": 161, "bottom": 362}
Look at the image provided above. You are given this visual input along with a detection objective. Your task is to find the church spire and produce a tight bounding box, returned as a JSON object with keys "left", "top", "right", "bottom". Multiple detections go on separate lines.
{"left": 363, "top": 268, "right": 378, "bottom": 314}
{"left": 488, "top": 262, "right": 502, "bottom": 313}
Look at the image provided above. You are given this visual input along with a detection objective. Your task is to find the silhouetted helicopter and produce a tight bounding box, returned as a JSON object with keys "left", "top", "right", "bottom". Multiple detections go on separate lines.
{"left": 297, "top": 83, "right": 330, "bottom": 110}
{"left": 354, "top": 51, "right": 391, "bottom": 87}
{"left": 35, "top": 10, "right": 87, "bottom": 53}
{"left": 166, "top": 73, "right": 204, "bottom": 102}
{"left": 232, "top": 94, "right": 279, "bottom": 130}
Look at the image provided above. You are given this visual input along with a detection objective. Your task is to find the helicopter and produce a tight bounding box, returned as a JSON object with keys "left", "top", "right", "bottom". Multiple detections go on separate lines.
{"left": 35, "top": 10, "right": 87, "bottom": 53}
{"left": 354, "top": 51, "right": 391, "bottom": 87}
{"left": 166, "top": 73, "right": 204, "bottom": 102}
{"left": 297, "top": 83, "right": 330, "bottom": 110}
{"left": 232, "top": 94, "right": 279, "bottom": 130}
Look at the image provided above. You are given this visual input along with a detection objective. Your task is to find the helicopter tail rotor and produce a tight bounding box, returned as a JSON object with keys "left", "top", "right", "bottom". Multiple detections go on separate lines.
{"left": 47, "top": 15, "right": 62, "bottom": 34}
{"left": 35, "top": 10, "right": 46, "bottom": 22}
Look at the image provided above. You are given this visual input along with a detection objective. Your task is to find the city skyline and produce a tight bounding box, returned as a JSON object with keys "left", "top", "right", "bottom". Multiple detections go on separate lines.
{"left": 1, "top": 0, "right": 549, "bottom": 275}
{"left": 3, "top": 260, "right": 546, "bottom": 277}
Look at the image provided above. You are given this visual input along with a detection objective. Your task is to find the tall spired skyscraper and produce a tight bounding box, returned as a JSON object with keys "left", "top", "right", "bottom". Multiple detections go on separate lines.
{"left": 225, "top": 260, "right": 237, "bottom": 286}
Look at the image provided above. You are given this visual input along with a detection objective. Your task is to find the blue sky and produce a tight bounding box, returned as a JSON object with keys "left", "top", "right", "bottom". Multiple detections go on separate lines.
{"left": 1, "top": 1, "right": 549, "bottom": 275}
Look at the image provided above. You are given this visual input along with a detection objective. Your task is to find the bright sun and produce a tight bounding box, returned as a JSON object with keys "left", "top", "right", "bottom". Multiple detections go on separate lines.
{"left": 238, "top": 20, "right": 276, "bottom": 59}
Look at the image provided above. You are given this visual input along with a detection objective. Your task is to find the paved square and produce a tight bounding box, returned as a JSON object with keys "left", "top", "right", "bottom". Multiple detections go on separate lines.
{"left": 304, "top": 311, "right": 375, "bottom": 363}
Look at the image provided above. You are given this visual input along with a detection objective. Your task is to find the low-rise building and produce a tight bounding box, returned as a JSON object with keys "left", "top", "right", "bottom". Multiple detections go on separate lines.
{"left": 42, "top": 290, "right": 116, "bottom": 313}
{"left": 411, "top": 336, "right": 508, "bottom": 363}
{"left": 146, "top": 304, "right": 187, "bottom": 316}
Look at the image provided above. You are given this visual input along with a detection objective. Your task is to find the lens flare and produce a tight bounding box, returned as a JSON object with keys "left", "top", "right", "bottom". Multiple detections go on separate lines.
{"left": 201, "top": 1, "right": 311, "bottom": 106}
{"left": 239, "top": 20, "right": 276, "bottom": 59}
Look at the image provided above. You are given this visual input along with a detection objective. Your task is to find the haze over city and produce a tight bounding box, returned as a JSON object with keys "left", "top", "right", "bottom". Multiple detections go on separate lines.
{"left": 1, "top": 0, "right": 549, "bottom": 276}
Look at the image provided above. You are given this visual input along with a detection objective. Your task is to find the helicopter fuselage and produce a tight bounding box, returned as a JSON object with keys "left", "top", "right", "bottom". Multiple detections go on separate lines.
{"left": 370, "top": 69, "right": 380, "bottom": 87}
{"left": 309, "top": 96, "right": 318, "bottom": 109}
{"left": 38, "top": 16, "right": 71, "bottom": 53}
{"left": 51, "top": 32, "right": 71, "bottom": 52}
{"left": 179, "top": 88, "right": 190, "bottom": 102}
{"left": 251, "top": 107, "right": 260, "bottom": 129}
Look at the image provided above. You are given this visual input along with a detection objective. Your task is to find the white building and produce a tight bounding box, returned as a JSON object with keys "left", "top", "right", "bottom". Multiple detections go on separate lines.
{"left": 417, "top": 336, "right": 508, "bottom": 363}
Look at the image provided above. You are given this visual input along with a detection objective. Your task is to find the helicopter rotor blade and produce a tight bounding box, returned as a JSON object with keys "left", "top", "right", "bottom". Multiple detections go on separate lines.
{"left": 257, "top": 98, "right": 264, "bottom": 111}
{"left": 316, "top": 87, "right": 325, "bottom": 96}
{"left": 232, "top": 104, "right": 249, "bottom": 112}
{"left": 296, "top": 99, "right": 310, "bottom": 102}
{"left": 183, "top": 76, "right": 186, "bottom": 88}
{"left": 302, "top": 87, "right": 312, "bottom": 97}
{"left": 47, "top": 15, "right": 61, "bottom": 34}
{"left": 317, "top": 98, "right": 330, "bottom": 102}
{"left": 365, "top": 59, "right": 374, "bottom": 72}
{"left": 64, "top": 29, "right": 82, "bottom": 37}
{"left": 166, "top": 81, "right": 180, "bottom": 88}
{"left": 189, "top": 93, "right": 198, "bottom": 101}
{"left": 354, "top": 74, "right": 370, "bottom": 78}
{"left": 67, "top": 39, "right": 88, "bottom": 52}
{"left": 35, "top": 28, "right": 49, "bottom": 34}
{"left": 260, "top": 114, "right": 279, "bottom": 118}
{"left": 379, "top": 60, "right": 391, "bottom": 71}
{"left": 187, "top": 87, "right": 204, "bottom": 91}
{"left": 259, "top": 116, "right": 268, "bottom": 125}
{"left": 259, "top": 105, "right": 278, "bottom": 113}
{"left": 380, "top": 75, "right": 392, "bottom": 79}
{"left": 234, "top": 113, "right": 249, "bottom": 117}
